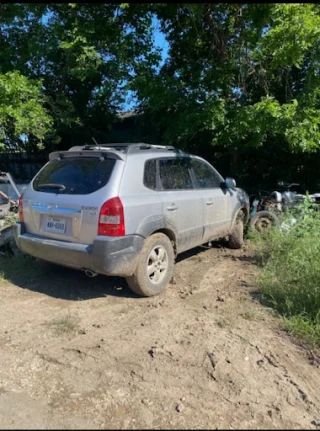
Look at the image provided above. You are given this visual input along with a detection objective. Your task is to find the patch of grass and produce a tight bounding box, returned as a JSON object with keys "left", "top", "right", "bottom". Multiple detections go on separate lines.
{"left": 45, "top": 314, "right": 79, "bottom": 336}
{"left": 250, "top": 198, "right": 320, "bottom": 347}
{"left": 285, "top": 315, "right": 320, "bottom": 348}
{"left": 216, "top": 317, "right": 229, "bottom": 328}
{"left": 241, "top": 309, "right": 265, "bottom": 321}
{"left": 0, "top": 254, "right": 41, "bottom": 281}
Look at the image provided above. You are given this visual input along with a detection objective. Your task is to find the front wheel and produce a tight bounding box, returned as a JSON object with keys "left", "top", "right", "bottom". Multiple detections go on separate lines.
{"left": 126, "top": 233, "right": 175, "bottom": 297}
{"left": 228, "top": 212, "right": 244, "bottom": 249}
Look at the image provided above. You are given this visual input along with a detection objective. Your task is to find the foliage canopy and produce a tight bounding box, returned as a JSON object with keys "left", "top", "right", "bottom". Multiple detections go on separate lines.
{"left": 0, "top": 3, "right": 320, "bottom": 168}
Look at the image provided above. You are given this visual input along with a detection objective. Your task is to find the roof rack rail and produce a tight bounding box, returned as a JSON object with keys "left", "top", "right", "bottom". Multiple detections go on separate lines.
{"left": 82, "top": 143, "right": 129, "bottom": 150}
{"left": 76, "top": 142, "right": 181, "bottom": 154}
{"left": 125, "top": 143, "right": 182, "bottom": 154}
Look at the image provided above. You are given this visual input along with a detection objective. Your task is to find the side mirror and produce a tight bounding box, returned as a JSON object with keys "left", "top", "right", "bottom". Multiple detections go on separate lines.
{"left": 224, "top": 177, "right": 236, "bottom": 189}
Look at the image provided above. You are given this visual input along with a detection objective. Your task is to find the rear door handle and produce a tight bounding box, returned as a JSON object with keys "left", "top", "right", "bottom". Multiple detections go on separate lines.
{"left": 167, "top": 203, "right": 178, "bottom": 211}
{"left": 206, "top": 199, "right": 214, "bottom": 206}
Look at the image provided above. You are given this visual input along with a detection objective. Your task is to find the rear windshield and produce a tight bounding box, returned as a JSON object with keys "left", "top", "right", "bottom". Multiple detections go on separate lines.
{"left": 33, "top": 157, "right": 116, "bottom": 195}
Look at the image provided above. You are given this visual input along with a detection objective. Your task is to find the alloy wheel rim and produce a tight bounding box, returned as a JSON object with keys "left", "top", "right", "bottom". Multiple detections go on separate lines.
{"left": 147, "top": 245, "right": 168, "bottom": 285}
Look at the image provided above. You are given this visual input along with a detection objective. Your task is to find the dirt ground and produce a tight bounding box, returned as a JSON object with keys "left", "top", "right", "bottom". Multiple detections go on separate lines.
{"left": 0, "top": 241, "right": 319, "bottom": 430}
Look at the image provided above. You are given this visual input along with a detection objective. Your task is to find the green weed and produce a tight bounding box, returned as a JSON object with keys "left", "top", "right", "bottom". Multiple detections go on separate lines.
{"left": 250, "top": 197, "right": 320, "bottom": 347}
{"left": 45, "top": 314, "right": 79, "bottom": 336}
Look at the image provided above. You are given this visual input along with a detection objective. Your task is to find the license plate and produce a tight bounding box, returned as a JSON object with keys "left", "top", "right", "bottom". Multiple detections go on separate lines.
{"left": 46, "top": 216, "right": 66, "bottom": 233}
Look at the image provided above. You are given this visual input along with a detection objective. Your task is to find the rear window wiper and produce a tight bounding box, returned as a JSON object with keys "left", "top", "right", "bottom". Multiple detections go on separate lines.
{"left": 37, "top": 183, "right": 66, "bottom": 192}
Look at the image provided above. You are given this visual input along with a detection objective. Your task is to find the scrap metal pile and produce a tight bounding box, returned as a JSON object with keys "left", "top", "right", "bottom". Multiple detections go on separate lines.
{"left": 0, "top": 172, "right": 19, "bottom": 248}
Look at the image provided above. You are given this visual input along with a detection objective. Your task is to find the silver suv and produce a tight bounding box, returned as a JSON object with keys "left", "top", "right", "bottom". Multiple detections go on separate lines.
{"left": 14, "top": 143, "right": 249, "bottom": 297}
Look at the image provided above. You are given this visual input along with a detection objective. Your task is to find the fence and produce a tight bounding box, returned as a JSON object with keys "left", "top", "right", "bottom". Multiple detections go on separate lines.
{"left": 0, "top": 153, "right": 47, "bottom": 180}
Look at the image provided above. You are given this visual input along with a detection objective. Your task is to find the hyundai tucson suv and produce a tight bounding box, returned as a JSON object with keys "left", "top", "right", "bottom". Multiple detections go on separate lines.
{"left": 14, "top": 143, "right": 249, "bottom": 297}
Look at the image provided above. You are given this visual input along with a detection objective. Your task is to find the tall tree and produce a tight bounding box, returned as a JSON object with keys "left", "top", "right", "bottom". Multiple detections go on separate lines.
{"left": 0, "top": 71, "right": 52, "bottom": 152}
{"left": 0, "top": 3, "right": 160, "bottom": 150}
{"left": 132, "top": 3, "right": 320, "bottom": 154}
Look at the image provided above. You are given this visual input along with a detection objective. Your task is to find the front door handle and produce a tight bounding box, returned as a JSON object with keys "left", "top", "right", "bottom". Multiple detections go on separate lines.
{"left": 167, "top": 203, "right": 178, "bottom": 211}
{"left": 206, "top": 199, "right": 214, "bottom": 206}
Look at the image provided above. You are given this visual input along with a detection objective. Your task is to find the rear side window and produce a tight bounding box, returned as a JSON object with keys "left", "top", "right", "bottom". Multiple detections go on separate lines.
{"left": 159, "top": 158, "right": 193, "bottom": 190}
{"left": 143, "top": 159, "right": 157, "bottom": 190}
{"left": 33, "top": 157, "right": 116, "bottom": 195}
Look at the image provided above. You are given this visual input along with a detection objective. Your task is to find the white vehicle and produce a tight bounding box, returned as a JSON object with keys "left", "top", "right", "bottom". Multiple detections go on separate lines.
{"left": 14, "top": 143, "right": 250, "bottom": 297}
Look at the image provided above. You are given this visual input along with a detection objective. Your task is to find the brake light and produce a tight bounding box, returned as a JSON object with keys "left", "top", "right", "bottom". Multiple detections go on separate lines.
{"left": 98, "top": 197, "right": 125, "bottom": 236}
{"left": 18, "top": 195, "right": 24, "bottom": 222}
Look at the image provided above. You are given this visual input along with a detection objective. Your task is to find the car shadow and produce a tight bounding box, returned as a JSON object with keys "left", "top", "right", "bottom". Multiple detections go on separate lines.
{"left": 1, "top": 241, "right": 234, "bottom": 301}
{"left": 248, "top": 288, "right": 275, "bottom": 310}
{"left": 175, "top": 241, "right": 226, "bottom": 263}
{"left": 176, "top": 246, "right": 210, "bottom": 263}
{"left": 223, "top": 253, "right": 263, "bottom": 266}
{"left": 0, "top": 255, "right": 137, "bottom": 300}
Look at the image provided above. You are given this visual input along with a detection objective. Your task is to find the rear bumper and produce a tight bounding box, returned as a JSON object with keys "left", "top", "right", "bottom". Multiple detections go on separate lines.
{"left": 13, "top": 222, "right": 144, "bottom": 277}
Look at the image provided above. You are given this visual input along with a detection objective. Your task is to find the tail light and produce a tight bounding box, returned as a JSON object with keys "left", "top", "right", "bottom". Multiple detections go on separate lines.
{"left": 18, "top": 195, "right": 24, "bottom": 222}
{"left": 98, "top": 197, "right": 125, "bottom": 236}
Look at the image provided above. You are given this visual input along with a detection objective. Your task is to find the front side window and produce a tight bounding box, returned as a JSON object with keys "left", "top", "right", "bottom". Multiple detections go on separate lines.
{"left": 159, "top": 158, "right": 193, "bottom": 190}
{"left": 33, "top": 157, "right": 116, "bottom": 195}
{"left": 191, "top": 159, "right": 223, "bottom": 189}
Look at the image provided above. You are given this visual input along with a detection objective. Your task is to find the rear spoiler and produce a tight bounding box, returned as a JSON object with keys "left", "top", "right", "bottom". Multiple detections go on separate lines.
{"left": 48, "top": 150, "right": 125, "bottom": 161}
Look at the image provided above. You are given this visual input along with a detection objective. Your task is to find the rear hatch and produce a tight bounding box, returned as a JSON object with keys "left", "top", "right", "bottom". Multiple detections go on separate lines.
{"left": 21, "top": 152, "right": 123, "bottom": 245}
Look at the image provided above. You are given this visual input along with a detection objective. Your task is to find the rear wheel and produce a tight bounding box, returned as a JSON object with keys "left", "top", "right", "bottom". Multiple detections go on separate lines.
{"left": 126, "top": 233, "right": 175, "bottom": 297}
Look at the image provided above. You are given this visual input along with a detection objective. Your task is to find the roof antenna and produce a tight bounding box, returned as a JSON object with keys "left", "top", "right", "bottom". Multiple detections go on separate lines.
{"left": 92, "top": 137, "right": 104, "bottom": 160}
{"left": 92, "top": 137, "right": 100, "bottom": 148}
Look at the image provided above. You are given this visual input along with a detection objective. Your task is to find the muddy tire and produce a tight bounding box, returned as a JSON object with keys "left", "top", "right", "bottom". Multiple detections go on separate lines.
{"left": 250, "top": 210, "right": 280, "bottom": 234}
{"left": 126, "top": 233, "right": 175, "bottom": 297}
{"left": 228, "top": 212, "right": 244, "bottom": 249}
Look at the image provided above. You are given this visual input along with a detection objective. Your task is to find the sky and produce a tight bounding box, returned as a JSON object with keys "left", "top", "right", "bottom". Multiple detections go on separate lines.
{"left": 122, "top": 18, "right": 169, "bottom": 112}
{"left": 154, "top": 18, "right": 170, "bottom": 69}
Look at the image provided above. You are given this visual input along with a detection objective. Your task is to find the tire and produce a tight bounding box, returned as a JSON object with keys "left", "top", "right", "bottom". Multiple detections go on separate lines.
{"left": 249, "top": 210, "right": 280, "bottom": 233}
{"left": 228, "top": 212, "right": 244, "bottom": 249}
{"left": 126, "top": 233, "right": 175, "bottom": 297}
